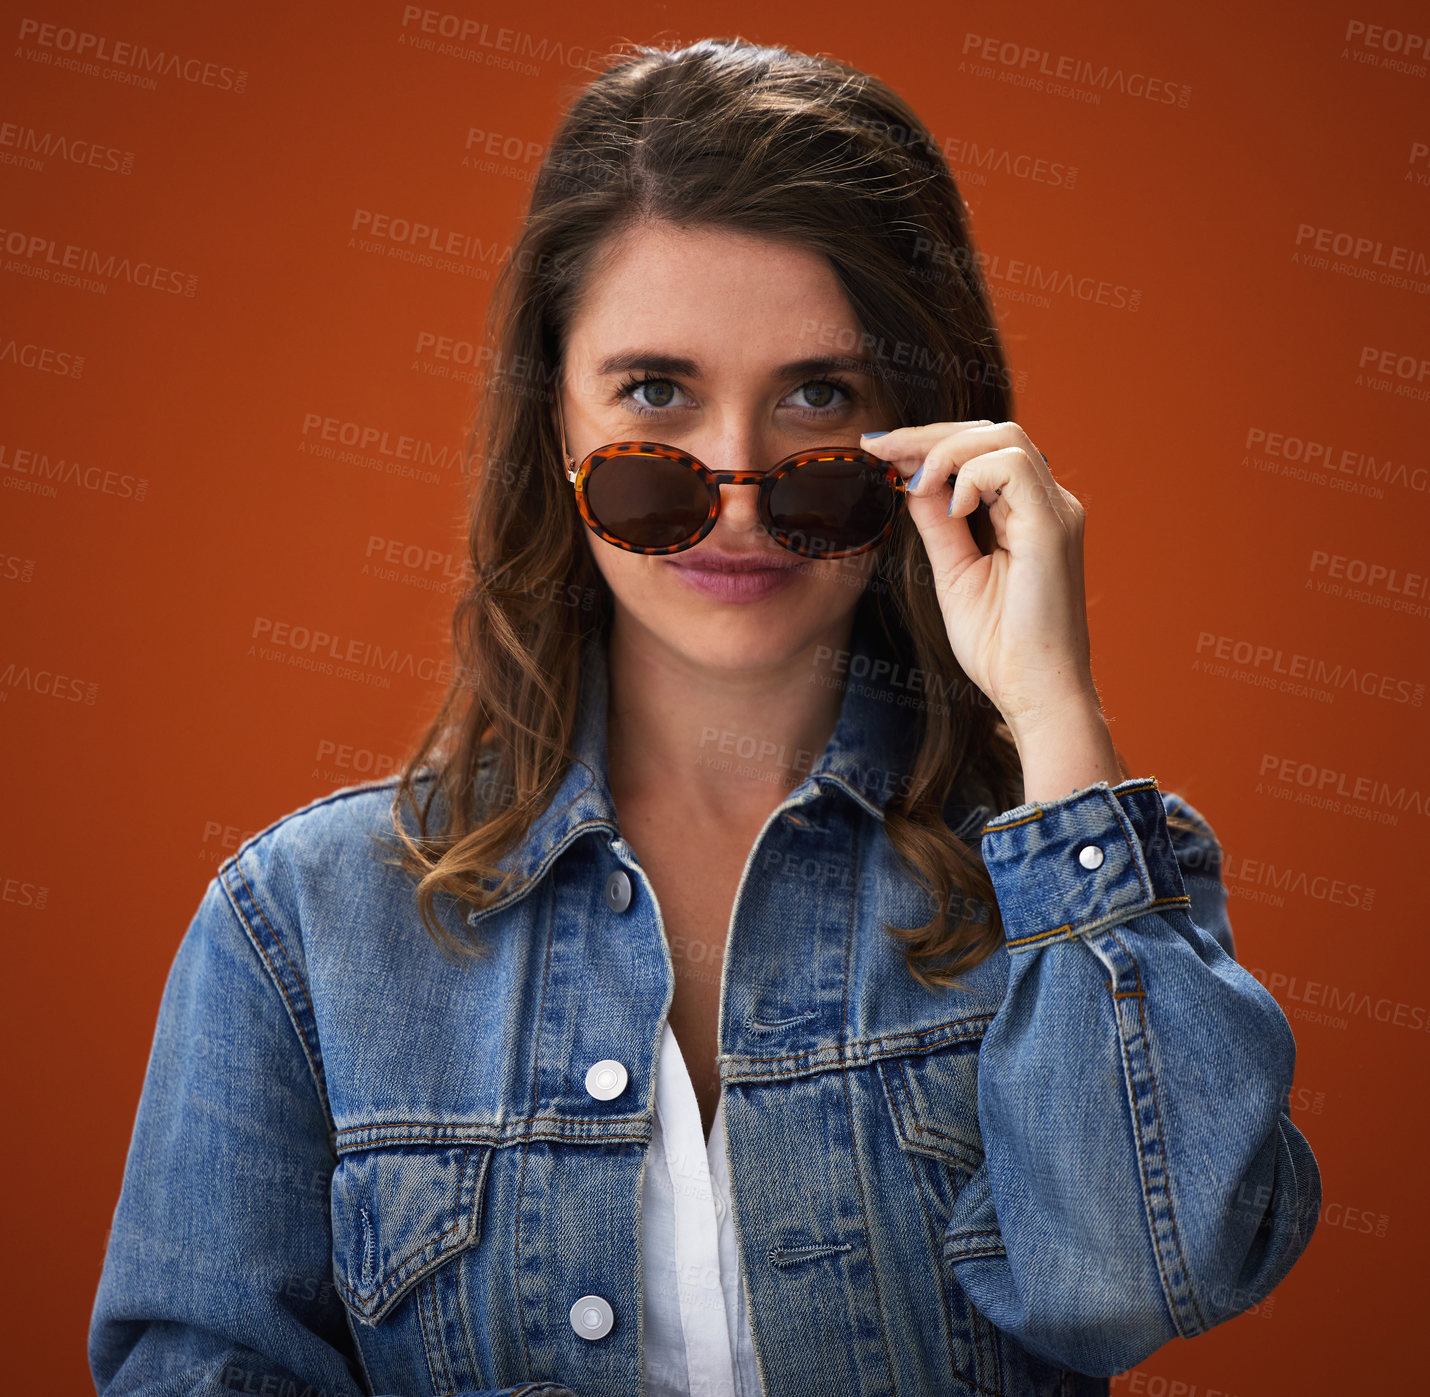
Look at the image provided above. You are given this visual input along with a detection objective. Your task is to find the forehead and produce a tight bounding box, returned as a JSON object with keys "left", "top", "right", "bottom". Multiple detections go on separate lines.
{"left": 565, "top": 221, "right": 862, "bottom": 367}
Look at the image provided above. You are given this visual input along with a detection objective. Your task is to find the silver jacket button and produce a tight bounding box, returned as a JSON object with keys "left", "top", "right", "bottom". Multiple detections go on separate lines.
{"left": 585, "top": 1059, "right": 628, "bottom": 1100}
{"left": 1078, "top": 845, "right": 1105, "bottom": 870}
{"left": 569, "top": 1294, "right": 614, "bottom": 1340}
{"left": 604, "top": 868, "right": 633, "bottom": 912}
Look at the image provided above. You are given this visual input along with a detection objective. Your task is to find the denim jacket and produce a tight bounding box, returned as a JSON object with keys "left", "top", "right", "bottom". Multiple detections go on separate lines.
{"left": 90, "top": 608, "right": 1321, "bottom": 1397}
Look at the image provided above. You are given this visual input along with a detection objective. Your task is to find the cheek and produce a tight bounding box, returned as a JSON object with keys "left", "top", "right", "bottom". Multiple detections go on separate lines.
{"left": 800, "top": 553, "right": 878, "bottom": 597}
{"left": 584, "top": 533, "right": 663, "bottom": 600}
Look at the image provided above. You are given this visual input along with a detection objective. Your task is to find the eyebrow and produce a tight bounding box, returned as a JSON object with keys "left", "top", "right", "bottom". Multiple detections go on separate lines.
{"left": 593, "top": 350, "right": 876, "bottom": 379}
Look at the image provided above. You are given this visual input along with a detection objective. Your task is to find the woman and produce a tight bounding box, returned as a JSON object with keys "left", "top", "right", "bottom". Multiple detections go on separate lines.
{"left": 90, "top": 37, "right": 1321, "bottom": 1397}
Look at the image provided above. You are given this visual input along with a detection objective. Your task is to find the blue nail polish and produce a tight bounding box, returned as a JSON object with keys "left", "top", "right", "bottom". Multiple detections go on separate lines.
{"left": 862, "top": 430, "right": 891, "bottom": 438}
{"left": 946, "top": 494, "right": 957, "bottom": 516}
{"left": 908, "top": 466, "right": 924, "bottom": 490}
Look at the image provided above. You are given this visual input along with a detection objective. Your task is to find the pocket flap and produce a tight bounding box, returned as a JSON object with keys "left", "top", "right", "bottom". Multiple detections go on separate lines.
{"left": 330, "top": 1143, "right": 491, "bottom": 1325}
{"left": 877, "top": 1040, "right": 985, "bottom": 1175}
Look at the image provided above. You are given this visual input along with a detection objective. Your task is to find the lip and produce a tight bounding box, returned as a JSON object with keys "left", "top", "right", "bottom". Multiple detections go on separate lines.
{"left": 666, "top": 551, "right": 802, "bottom": 603}
{"left": 666, "top": 551, "right": 800, "bottom": 572}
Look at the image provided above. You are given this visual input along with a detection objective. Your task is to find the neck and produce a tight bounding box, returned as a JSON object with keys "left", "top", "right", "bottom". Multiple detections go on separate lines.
{"left": 603, "top": 610, "right": 858, "bottom": 827}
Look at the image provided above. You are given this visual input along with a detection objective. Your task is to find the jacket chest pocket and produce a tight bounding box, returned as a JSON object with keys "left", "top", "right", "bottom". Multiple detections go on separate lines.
{"left": 330, "top": 1142, "right": 494, "bottom": 1394}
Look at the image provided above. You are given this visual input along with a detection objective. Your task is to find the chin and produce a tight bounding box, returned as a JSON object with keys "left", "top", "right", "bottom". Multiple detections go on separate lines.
{"left": 648, "top": 597, "right": 841, "bottom": 672}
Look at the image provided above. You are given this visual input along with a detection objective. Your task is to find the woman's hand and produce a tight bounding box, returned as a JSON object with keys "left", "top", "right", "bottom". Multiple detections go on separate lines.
{"left": 861, "top": 421, "right": 1124, "bottom": 800}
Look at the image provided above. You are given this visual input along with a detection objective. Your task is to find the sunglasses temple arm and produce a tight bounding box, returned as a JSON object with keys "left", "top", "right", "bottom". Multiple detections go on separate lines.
{"left": 555, "top": 389, "right": 576, "bottom": 482}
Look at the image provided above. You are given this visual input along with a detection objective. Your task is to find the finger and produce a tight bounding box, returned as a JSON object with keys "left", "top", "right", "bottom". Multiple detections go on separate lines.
{"left": 944, "top": 449, "right": 1073, "bottom": 540}
{"left": 898, "top": 426, "right": 1023, "bottom": 500}
{"left": 859, "top": 422, "right": 994, "bottom": 465}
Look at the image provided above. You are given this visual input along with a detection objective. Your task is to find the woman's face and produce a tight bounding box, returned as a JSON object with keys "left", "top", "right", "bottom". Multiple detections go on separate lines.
{"left": 558, "top": 220, "right": 891, "bottom": 676}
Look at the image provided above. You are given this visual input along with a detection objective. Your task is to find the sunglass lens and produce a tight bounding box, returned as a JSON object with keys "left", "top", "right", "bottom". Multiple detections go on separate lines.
{"left": 586, "top": 451, "right": 707, "bottom": 550}
{"left": 767, "top": 456, "right": 896, "bottom": 555}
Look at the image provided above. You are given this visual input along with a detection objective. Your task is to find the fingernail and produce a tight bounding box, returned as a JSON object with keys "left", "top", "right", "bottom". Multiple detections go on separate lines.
{"left": 908, "top": 466, "right": 924, "bottom": 490}
{"left": 861, "top": 430, "right": 892, "bottom": 439}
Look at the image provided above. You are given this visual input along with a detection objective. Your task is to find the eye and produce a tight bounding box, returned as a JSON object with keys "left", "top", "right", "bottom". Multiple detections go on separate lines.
{"left": 614, "top": 375, "right": 686, "bottom": 415}
{"left": 784, "top": 379, "right": 854, "bottom": 415}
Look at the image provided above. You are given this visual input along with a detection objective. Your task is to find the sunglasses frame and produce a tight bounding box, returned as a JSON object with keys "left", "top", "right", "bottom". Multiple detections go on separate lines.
{"left": 555, "top": 393, "right": 907, "bottom": 560}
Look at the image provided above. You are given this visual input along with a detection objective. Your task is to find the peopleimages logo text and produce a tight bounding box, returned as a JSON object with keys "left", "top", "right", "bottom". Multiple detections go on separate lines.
{"left": 15, "top": 17, "right": 248, "bottom": 91}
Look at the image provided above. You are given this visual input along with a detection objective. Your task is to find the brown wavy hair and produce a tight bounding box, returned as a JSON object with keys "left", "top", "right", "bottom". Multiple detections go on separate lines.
{"left": 375, "top": 36, "right": 1189, "bottom": 990}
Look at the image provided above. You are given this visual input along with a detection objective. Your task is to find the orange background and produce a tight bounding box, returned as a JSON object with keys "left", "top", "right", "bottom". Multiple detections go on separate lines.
{"left": 3, "top": 1, "right": 1426, "bottom": 1391}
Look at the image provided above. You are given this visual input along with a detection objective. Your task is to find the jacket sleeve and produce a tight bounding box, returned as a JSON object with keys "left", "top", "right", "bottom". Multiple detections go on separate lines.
{"left": 943, "top": 776, "right": 1321, "bottom": 1378}
{"left": 88, "top": 869, "right": 577, "bottom": 1397}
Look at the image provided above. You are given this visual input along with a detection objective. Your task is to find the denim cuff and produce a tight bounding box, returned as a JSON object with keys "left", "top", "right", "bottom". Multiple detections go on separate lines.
{"left": 979, "top": 777, "right": 1191, "bottom": 952}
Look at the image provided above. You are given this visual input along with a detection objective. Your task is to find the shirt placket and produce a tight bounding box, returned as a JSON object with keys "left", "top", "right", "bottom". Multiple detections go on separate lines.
{"left": 653, "top": 1020, "right": 738, "bottom": 1397}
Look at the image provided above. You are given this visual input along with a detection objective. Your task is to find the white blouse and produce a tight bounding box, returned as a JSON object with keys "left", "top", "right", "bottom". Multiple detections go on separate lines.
{"left": 642, "top": 1020, "right": 763, "bottom": 1396}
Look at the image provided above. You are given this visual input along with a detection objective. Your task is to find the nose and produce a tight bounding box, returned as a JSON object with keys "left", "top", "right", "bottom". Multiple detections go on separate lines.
{"left": 711, "top": 479, "right": 764, "bottom": 538}
{"left": 700, "top": 430, "right": 771, "bottom": 539}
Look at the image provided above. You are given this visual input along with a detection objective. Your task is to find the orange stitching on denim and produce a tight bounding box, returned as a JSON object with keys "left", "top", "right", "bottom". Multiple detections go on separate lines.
{"left": 970, "top": 1282, "right": 1004, "bottom": 1396}
{"left": 715, "top": 1027, "right": 998, "bottom": 1082}
{"left": 336, "top": 1131, "right": 647, "bottom": 1152}
{"left": 885, "top": 1050, "right": 984, "bottom": 1161}
{"left": 980, "top": 779, "right": 1162, "bottom": 837}
{"left": 945, "top": 1155, "right": 1003, "bottom": 1397}
{"left": 337, "top": 1032, "right": 1002, "bottom": 1144}
{"left": 1112, "top": 928, "right": 1206, "bottom": 1334}
{"left": 418, "top": 1272, "right": 453, "bottom": 1395}
{"left": 906, "top": 1080, "right": 983, "bottom": 1156}
{"left": 518, "top": 882, "right": 558, "bottom": 1376}
{"left": 448, "top": 1146, "right": 490, "bottom": 1385}
{"left": 511, "top": 1132, "right": 533, "bottom": 1373}
{"left": 906, "top": 1148, "right": 965, "bottom": 1392}
{"left": 433, "top": 1273, "right": 457, "bottom": 1397}
{"left": 1103, "top": 928, "right": 1198, "bottom": 1338}
{"left": 980, "top": 810, "right": 1043, "bottom": 834}
{"left": 230, "top": 860, "right": 319, "bottom": 1028}
{"left": 222, "top": 865, "right": 331, "bottom": 1129}
{"left": 837, "top": 825, "right": 897, "bottom": 1392}
{"left": 893, "top": 1098, "right": 1004, "bottom": 1397}
{"left": 1005, "top": 894, "right": 1192, "bottom": 948}
{"left": 1005, "top": 924, "right": 1075, "bottom": 948}
{"left": 1104, "top": 939, "right": 1172, "bottom": 1312}
{"left": 720, "top": 1017, "right": 994, "bottom": 1066}
{"left": 337, "top": 1111, "right": 648, "bottom": 1135}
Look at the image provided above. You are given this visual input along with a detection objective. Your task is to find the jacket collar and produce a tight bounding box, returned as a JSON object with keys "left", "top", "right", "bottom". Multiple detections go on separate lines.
{"left": 473, "top": 597, "right": 985, "bottom": 894}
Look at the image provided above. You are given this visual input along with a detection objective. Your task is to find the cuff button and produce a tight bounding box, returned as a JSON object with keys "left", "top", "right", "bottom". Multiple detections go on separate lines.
{"left": 1078, "top": 845, "right": 1105, "bottom": 870}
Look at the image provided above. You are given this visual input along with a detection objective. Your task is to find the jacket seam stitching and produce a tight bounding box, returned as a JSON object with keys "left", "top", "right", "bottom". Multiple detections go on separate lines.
{"left": 417, "top": 1272, "right": 448, "bottom": 1394}
{"left": 907, "top": 1138, "right": 996, "bottom": 1395}
{"left": 517, "top": 881, "right": 558, "bottom": 1378}
{"left": 236, "top": 864, "right": 324, "bottom": 1031}
{"left": 1119, "top": 922, "right": 1207, "bottom": 1336}
{"left": 979, "top": 779, "right": 1161, "bottom": 835}
{"left": 219, "top": 862, "right": 335, "bottom": 1142}
{"left": 1005, "top": 895, "right": 1191, "bottom": 949}
{"left": 838, "top": 819, "right": 898, "bottom": 1389}
{"left": 1104, "top": 926, "right": 1207, "bottom": 1339}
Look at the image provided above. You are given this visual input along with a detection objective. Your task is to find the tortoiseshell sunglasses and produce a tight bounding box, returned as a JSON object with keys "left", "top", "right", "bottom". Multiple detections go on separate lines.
{"left": 556, "top": 394, "right": 906, "bottom": 560}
